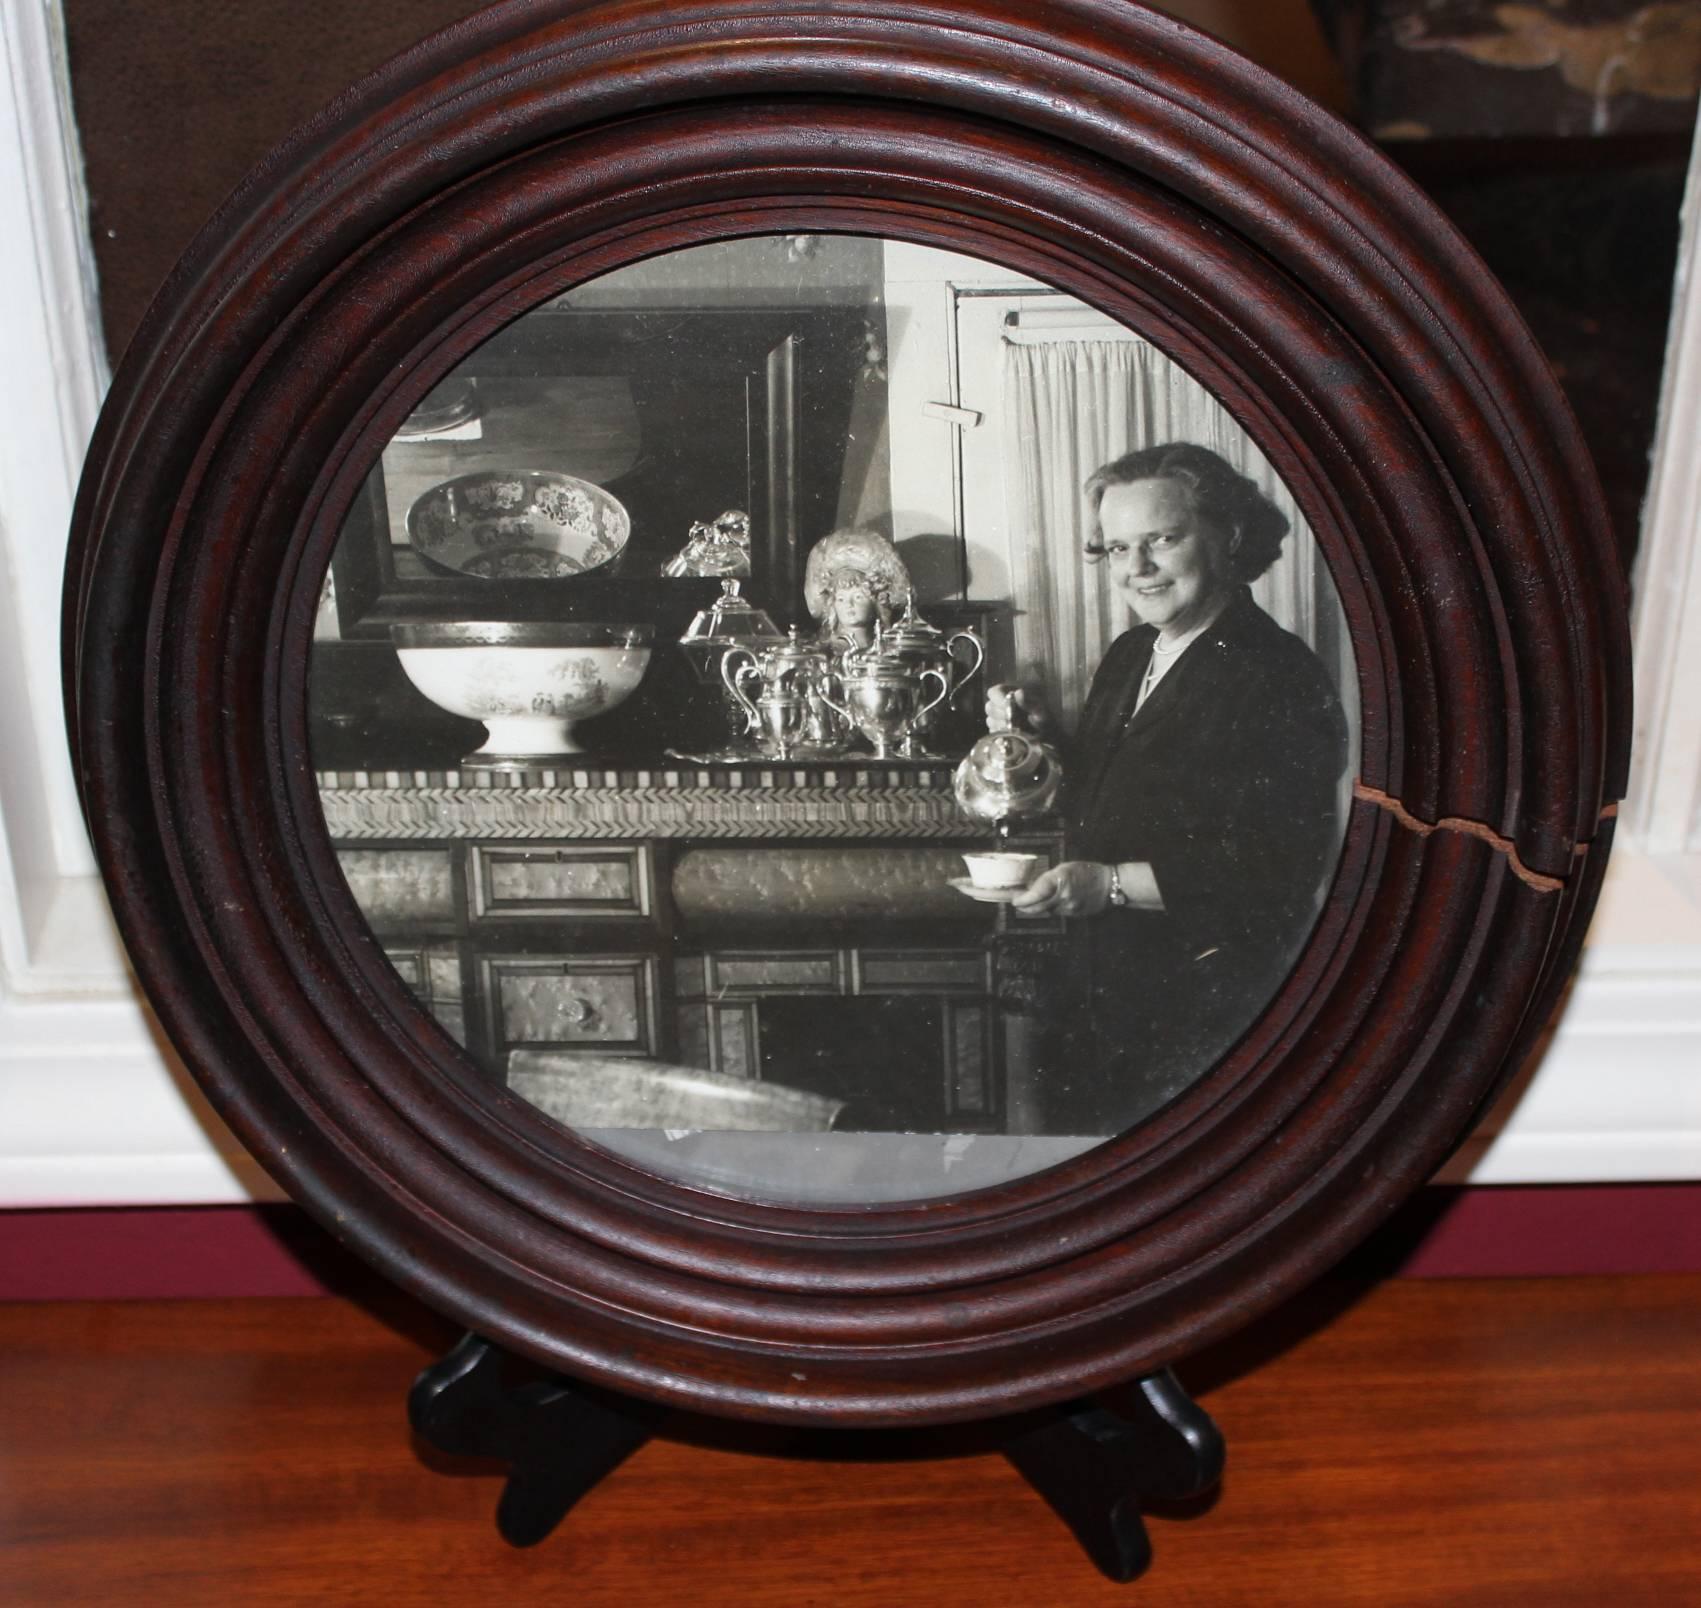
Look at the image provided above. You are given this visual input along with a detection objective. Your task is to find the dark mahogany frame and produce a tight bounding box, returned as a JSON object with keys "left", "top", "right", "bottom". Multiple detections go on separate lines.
{"left": 64, "top": 0, "right": 1630, "bottom": 1427}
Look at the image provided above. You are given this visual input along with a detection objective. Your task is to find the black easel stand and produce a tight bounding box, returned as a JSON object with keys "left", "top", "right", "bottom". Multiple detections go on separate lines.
{"left": 1002, "top": 1374, "right": 1225, "bottom": 1581}
{"left": 409, "top": 1335, "right": 1224, "bottom": 1582}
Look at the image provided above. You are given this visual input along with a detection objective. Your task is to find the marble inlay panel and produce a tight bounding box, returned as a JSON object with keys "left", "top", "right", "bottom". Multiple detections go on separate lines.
{"left": 334, "top": 848, "right": 455, "bottom": 924}
{"left": 673, "top": 847, "right": 970, "bottom": 920}
{"left": 707, "top": 952, "right": 845, "bottom": 993}
{"left": 425, "top": 950, "right": 468, "bottom": 1048}
{"left": 382, "top": 943, "right": 467, "bottom": 1047}
{"left": 386, "top": 951, "right": 425, "bottom": 989}
{"left": 488, "top": 960, "right": 649, "bottom": 1052}
{"left": 948, "top": 1002, "right": 990, "bottom": 1115}
{"left": 474, "top": 844, "right": 649, "bottom": 916}
{"left": 712, "top": 1004, "right": 756, "bottom": 1078}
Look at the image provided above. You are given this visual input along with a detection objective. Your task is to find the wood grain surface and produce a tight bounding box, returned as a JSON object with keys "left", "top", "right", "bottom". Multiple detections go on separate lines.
{"left": 4, "top": 1274, "right": 1697, "bottom": 1605}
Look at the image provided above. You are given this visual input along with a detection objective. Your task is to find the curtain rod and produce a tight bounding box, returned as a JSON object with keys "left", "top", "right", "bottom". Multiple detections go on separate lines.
{"left": 1003, "top": 307, "right": 1146, "bottom": 344}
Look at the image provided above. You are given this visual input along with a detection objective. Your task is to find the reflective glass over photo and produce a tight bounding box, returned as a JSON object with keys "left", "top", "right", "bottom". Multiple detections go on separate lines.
{"left": 308, "top": 236, "right": 1360, "bottom": 1203}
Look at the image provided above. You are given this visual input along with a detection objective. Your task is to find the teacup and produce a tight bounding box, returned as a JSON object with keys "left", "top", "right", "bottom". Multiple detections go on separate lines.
{"left": 961, "top": 851, "right": 1044, "bottom": 890}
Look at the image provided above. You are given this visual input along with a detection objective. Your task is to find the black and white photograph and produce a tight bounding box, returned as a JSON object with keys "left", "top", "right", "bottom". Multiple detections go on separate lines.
{"left": 309, "top": 235, "right": 1361, "bottom": 1202}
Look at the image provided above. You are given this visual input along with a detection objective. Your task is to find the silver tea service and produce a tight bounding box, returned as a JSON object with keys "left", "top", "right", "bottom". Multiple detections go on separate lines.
{"left": 709, "top": 601, "right": 985, "bottom": 763}
{"left": 721, "top": 627, "right": 845, "bottom": 761}
{"left": 817, "top": 657, "right": 950, "bottom": 760}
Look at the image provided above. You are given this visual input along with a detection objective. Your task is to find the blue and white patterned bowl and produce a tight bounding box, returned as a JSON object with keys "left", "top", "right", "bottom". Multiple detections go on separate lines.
{"left": 405, "top": 470, "right": 630, "bottom": 580}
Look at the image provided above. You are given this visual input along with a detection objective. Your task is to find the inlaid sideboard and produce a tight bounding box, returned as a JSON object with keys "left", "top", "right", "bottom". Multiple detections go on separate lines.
{"left": 317, "top": 759, "right": 1059, "bottom": 1132}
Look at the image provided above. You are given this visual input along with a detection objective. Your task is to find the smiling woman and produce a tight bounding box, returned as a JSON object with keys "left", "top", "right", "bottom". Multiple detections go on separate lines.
{"left": 1003, "top": 443, "right": 1348, "bottom": 1131}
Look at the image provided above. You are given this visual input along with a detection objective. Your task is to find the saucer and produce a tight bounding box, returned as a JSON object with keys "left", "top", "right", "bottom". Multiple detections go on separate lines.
{"left": 948, "top": 876, "right": 1033, "bottom": 904}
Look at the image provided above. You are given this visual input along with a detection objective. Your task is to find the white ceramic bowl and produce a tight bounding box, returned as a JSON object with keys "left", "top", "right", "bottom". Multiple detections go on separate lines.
{"left": 405, "top": 470, "right": 630, "bottom": 579}
{"left": 392, "top": 622, "right": 651, "bottom": 763}
{"left": 960, "top": 851, "right": 1044, "bottom": 890}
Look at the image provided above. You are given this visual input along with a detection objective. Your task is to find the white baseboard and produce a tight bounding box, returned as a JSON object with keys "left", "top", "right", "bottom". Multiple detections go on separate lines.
{"left": 0, "top": 993, "right": 281, "bottom": 1205}
{"left": 1436, "top": 953, "right": 1701, "bottom": 1184}
{"left": 1434, "top": 847, "right": 1701, "bottom": 1184}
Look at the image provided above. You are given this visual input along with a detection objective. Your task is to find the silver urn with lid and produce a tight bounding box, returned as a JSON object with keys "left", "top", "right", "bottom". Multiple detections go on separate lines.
{"left": 678, "top": 579, "right": 791, "bottom": 749}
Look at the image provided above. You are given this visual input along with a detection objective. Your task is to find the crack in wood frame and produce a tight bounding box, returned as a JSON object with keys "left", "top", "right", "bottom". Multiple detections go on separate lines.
{"left": 1351, "top": 781, "right": 1576, "bottom": 893}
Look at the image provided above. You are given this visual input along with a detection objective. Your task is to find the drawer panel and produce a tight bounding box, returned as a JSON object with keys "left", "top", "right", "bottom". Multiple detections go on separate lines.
{"left": 706, "top": 951, "right": 845, "bottom": 994}
{"left": 482, "top": 955, "right": 658, "bottom": 1056}
{"left": 856, "top": 949, "right": 989, "bottom": 994}
{"left": 335, "top": 848, "right": 455, "bottom": 926}
{"left": 471, "top": 843, "right": 653, "bottom": 919}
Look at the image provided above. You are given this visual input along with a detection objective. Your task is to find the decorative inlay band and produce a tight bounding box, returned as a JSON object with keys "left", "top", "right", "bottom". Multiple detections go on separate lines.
{"left": 317, "top": 784, "right": 978, "bottom": 840}
{"left": 316, "top": 765, "right": 954, "bottom": 791}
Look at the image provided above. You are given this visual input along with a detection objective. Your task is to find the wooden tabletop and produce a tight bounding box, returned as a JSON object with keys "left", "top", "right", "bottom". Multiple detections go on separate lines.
{"left": 3, "top": 1272, "right": 1698, "bottom": 1605}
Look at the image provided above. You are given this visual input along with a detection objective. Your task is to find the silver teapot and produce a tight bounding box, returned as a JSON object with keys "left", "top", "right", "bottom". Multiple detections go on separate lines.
{"left": 722, "top": 627, "right": 845, "bottom": 760}
{"left": 953, "top": 686, "right": 1063, "bottom": 829}
{"left": 877, "top": 599, "right": 984, "bottom": 692}
{"left": 841, "top": 602, "right": 982, "bottom": 757}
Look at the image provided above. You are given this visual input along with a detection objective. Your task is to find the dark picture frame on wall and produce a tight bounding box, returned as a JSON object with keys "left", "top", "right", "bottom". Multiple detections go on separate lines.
{"left": 65, "top": 0, "right": 1628, "bottom": 1459}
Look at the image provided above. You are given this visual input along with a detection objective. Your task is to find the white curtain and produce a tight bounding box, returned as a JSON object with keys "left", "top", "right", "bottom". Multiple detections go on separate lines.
{"left": 1001, "top": 337, "right": 1345, "bottom": 728}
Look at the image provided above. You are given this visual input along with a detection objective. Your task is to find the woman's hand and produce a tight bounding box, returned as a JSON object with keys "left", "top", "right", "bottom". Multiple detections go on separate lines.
{"left": 1010, "top": 860, "right": 1113, "bottom": 918}
{"left": 985, "top": 682, "right": 1050, "bottom": 734}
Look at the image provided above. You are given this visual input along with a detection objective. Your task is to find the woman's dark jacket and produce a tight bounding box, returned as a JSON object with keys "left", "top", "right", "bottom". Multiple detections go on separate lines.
{"left": 1046, "top": 586, "right": 1348, "bottom": 1131}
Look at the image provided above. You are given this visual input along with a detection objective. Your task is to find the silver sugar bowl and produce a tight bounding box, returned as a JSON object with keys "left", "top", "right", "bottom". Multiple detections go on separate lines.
{"left": 819, "top": 652, "right": 950, "bottom": 761}
{"left": 838, "top": 602, "right": 983, "bottom": 757}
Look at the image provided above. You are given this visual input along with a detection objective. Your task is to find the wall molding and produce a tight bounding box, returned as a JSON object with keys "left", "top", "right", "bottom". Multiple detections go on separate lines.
{"left": 1626, "top": 119, "right": 1701, "bottom": 854}
{"left": 0, "top": 990, "right": 278, "bottom": 1204}
{"left": 0, "top": 0, "right": 129, "bottom": 999}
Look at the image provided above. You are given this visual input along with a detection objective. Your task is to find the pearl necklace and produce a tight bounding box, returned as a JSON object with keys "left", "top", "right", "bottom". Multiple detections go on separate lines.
{"left": 1131, "top": 592, "right": 1236, "bottom": 709}
{"left": 1137, "top": 629, "right": 1193, "bottom": 707}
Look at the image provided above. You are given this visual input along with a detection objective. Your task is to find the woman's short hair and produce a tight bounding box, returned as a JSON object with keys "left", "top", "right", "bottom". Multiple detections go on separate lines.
{"left": 1083, "top": 442, "right": 1289, "bottom": 583}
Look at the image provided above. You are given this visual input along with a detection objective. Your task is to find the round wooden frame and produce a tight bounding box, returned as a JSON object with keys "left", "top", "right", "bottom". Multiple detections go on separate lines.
{"left": 65, "top": 0, "right": 1629, "bottom": 1427}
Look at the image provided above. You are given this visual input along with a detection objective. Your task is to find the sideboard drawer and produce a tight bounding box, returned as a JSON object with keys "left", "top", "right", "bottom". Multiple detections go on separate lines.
{"left": 480, "top": 954, "right": 659, "bottom": 1057}
{"left": 335, "top": 847, "right": 456, "bottom": 927}
{"left": 470, "top": 843, "right": 654, "bottom": 920}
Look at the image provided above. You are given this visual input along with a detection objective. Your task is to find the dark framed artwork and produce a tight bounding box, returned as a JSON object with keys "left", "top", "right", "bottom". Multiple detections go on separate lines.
{"left": 66, "top": 0, "right": 1628, "bottom": 1426}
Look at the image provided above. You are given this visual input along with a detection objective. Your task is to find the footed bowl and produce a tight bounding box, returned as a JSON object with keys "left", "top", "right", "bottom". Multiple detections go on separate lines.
{"left": 392, "top": 621, "right": 651, "bottom": 764}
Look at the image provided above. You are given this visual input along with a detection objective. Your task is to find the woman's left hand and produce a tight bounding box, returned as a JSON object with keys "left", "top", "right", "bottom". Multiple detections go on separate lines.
{"left": 1010, "top": 860, "right": 1113, "bottom": 918}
